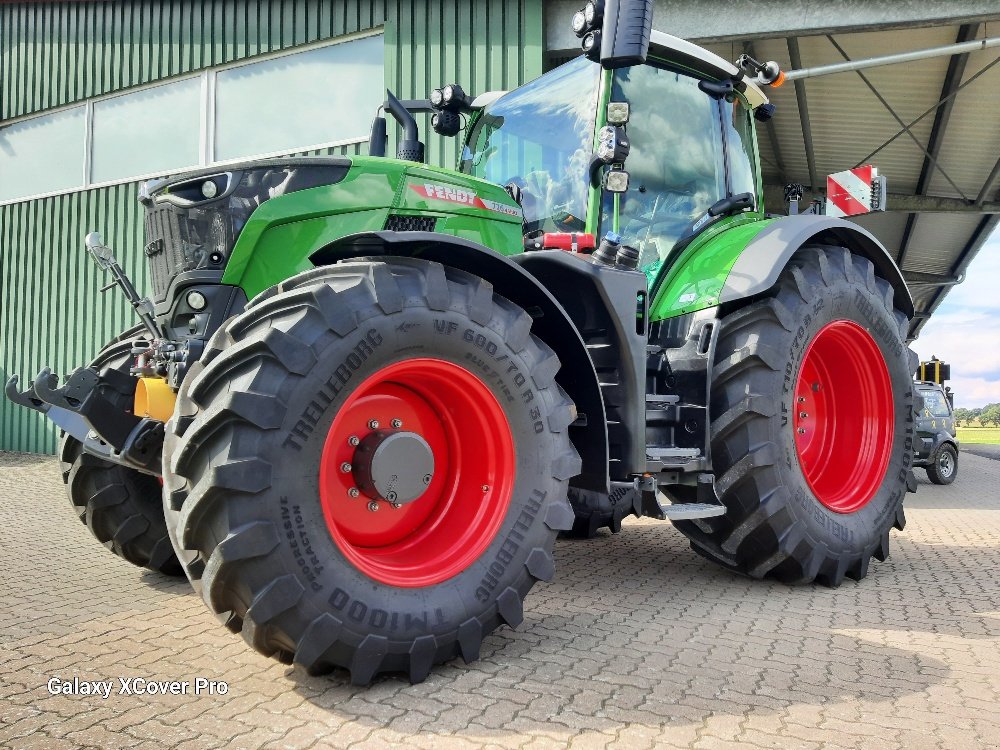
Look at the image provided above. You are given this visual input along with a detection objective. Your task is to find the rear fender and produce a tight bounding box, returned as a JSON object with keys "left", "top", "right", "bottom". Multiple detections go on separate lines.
{"left": 720, "top": 215, "right": 914, "bottom": 317}
{"left": 310, "top": 231, "right": 611, "bottom": 492}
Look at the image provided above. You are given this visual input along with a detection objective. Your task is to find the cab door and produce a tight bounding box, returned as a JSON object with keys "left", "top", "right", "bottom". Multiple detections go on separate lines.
{"left": 599, "top": 62, "right": 762, "bottom": 286}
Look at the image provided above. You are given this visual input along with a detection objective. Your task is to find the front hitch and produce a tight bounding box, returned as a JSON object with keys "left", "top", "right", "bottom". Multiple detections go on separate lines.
{"left": 4, "top": 231, "right": 167, "bottom": 476}
{"left": 5, "top": 368, "right": 164, "bottom": 475}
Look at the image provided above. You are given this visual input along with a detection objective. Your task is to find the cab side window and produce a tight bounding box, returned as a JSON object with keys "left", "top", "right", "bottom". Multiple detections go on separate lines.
{"left": 725, "top": 99, "right": 757, "bottom": 202}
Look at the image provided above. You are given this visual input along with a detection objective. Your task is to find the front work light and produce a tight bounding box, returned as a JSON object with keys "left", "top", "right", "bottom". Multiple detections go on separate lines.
{"left": 584, "top": 1, "right": 604, "bottom": 25}
{"left": 603, "top": 169, "right": 630, "bottom": 193}
{"left": 606, "top": 101, "right": 630, "bottom": 124}
{"left": 597, "top": 125, "right": 630, "bottom": 164}
{"left": 431, "top": 111, "right": 462, "bottom": 137}
{"left": 572, "top": 10, "right": 588, "bottom": 37}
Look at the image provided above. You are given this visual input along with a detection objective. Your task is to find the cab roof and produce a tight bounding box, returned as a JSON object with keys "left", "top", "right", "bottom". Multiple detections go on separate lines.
{"left": 649, "top": 30, "right": 769, "bottom": 109}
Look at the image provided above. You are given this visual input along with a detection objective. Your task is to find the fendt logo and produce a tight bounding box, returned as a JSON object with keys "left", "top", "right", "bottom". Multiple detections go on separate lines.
{"left": 409, "top": 183, "right": 521, "bottom": 217}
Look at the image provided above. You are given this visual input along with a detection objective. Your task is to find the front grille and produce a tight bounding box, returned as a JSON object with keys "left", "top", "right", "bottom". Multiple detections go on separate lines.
{"left": 384, "top": 214, "right": 437, "bottom": 233}
{"left": 141, "top": 160, "right": 351, "bottom": 303}
{"left": 143, "top": 203, "right": 231, "bottom": 302}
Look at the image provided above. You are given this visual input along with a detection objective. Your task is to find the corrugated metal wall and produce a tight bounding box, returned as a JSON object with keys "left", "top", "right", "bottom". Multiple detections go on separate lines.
{"left": 0, "top": 0, "right": 543, "bottom": 453}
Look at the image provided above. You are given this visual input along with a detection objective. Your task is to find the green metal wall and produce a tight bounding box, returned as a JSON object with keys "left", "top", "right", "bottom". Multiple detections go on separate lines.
{"left": 0, "top": 0, "right": 543, "bottom": 453}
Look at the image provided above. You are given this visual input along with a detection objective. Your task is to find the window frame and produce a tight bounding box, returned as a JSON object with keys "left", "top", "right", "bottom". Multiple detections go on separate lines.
{"left": 0, "top": 28, "right": 383, "bottom": 207}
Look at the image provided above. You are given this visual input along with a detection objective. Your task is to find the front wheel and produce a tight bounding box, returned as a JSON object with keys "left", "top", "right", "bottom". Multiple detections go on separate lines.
{"left": 926, "top": 444, "right": 958, "bottom": 485}
{"left": 162, "top": 259, "right": 579, "bottom": 684}
{"left": 60, "top": 326, "right": 181, "bottom": 576}
{"left": 673, "top": 246, "right": 917, "bottom": 586}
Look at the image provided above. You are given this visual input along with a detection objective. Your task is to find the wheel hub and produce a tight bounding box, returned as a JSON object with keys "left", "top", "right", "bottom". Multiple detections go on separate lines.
{"left": 352, "top": 430, "right": 434, "bottom": 504}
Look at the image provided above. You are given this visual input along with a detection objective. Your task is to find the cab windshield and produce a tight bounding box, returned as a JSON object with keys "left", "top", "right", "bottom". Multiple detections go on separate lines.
{"left": 460, "top": 57, "right": 600, "bottom": 234}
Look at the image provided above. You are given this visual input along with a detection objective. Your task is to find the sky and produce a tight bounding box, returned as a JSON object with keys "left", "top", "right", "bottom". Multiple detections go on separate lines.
{"left": 912, "top": 231, "right": 1000, "bottom": 409}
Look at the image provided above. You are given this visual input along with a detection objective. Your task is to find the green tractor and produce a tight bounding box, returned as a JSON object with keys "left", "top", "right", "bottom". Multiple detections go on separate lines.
{"left": 7, "top": 0, "right": 917, "bottom": 684}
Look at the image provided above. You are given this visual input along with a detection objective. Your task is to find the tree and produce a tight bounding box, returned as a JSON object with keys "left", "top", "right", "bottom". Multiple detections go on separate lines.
{"left": 953, "top": 407, "right": 972, "bottom": 427}
{"left": 981, "top": 405, "right": 1000, "bottom": 428}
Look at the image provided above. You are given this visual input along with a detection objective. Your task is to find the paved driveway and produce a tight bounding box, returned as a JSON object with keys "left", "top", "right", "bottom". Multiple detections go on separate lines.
{"left": 2, "top": 451, "right": 999, "bottom": 750}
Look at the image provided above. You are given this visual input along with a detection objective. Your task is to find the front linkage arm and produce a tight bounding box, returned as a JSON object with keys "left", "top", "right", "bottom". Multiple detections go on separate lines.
{"left": 4, "top": 233, "right": 166, "bottom": 475}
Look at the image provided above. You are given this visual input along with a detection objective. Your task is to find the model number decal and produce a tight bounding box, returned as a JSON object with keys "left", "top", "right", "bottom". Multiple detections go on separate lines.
{"left": 410, "top": 183, "right": 521, "bottom": 217}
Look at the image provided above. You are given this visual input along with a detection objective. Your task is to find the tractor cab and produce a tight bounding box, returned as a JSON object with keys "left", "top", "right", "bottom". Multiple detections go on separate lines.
{"left": 459, "top": 32, "right": 770, "bottom": 287}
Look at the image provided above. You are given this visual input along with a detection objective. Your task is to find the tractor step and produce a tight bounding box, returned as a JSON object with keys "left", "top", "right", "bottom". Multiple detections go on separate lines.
{"left": 638, "top": 489, "right": 727, "bottom": 520}
{"left": 661, "top": 502, "right": 727, "bottom": 520}
{"left": 635, "top": 472, "right": 727, "bottom": 521}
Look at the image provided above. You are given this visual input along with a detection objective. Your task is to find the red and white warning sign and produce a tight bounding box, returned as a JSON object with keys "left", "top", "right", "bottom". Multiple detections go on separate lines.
{"left": 825, "top": 165, "right": 886, "bottom": 217}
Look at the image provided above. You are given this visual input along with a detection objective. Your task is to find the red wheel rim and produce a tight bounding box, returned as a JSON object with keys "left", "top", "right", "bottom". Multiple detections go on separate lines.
{"left": 793, "top": 320, "right": 893, "bottom": 514}
{"left": 318, "top": 358, "right": 515, "bottom": 587}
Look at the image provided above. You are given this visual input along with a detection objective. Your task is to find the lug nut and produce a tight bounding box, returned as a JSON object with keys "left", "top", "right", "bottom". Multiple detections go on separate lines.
{"left": 797, "top": 428, "right": 806, "bottom": 434}
{"left": 386, "top": 491, "right": 398, "bottom": 502}
{"left": 482, "top": 484, "right": 490, "bottom": 492}
{"left": 368, "top": 419, "right": 379, "bottom": 429}
{"left": 799, "top": 411, "right": 808, "bottom": 419}
{"left": 340, "top": 462, "right": 352, "bottom": 473}
{"left": 367, "top": 501, "right": 380, "bottom": 512}
{"left": 348, "top": 435, "right": 360, "bottom": 447}
{"left": 797, "top": 396, "right": 806, "bottom": 403}
{"left": 391, "top": 418, "right": 403, "bottom": 428}
{"left": 347, "top": 487, "right": 360, "bottom": 498}
{"left": 392, "top": 502, "right": 402, "bottom": 509}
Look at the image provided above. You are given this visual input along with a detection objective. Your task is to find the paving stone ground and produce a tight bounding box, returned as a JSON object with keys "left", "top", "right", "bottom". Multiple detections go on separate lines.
{"left": 2, "top": 448, "right": 999, "bottom": 750}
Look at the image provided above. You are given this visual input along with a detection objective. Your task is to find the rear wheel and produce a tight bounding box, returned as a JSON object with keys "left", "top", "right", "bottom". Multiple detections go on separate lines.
{"left": 673, "top": 247, "right": 917, "bottom": 585}
{"left": 59, "top": 326, "right": 181, "bottom": 576}
{"left": 162, "top": 259, "right": 579, "bottom": 684}
{"left": 926, "top": 443, "right": 958, "bottom": 485}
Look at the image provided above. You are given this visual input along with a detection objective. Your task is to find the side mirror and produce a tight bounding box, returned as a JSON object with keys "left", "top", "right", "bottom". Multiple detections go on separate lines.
{"left": 600, "top": 0, "right": 653, "bottom": 69}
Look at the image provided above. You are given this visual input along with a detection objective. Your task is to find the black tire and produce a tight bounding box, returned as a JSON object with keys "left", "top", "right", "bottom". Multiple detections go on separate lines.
{"left": 59, "top": 327, "right": 182, "bottom": 576}
{"left": 162, "top": 258, "right": 579, "bottom": 684}
{"left": 926, "top": 443, "right": 958, "bottom": 485}
{"left": 564, "top": 485, "right": 640, "bottom": 538}
{"left": 673, "top": 246, "right": 917, "bottom": 586}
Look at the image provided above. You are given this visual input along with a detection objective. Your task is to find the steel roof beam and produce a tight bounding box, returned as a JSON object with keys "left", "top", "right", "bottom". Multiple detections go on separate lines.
{"left": 915, "top": 25, "right": 981, "bottom": 196}
{"left": 898, "top": 25, "right": 981, "bottom": 268}
{"left": 826, "top": 35, "right": 970, "bottom": 201}
{"left": 786, "top": 37, "right": 818, "bottom": 190}
{"left": 910, "top": 214, "right": 1000, "bottom": 339}
{"left": 543, "top": 2, "right": 1000, "bottom": 49}
{"left": 897, "top": 214, "right": 919, "bottom": 268}
{"left": 902, "top": 271, "right": 963, "bottom": 285}
{"left": 762, "top": 184, "right": 1000, "bottom": 213}
{"left": 744, "top": 41, "right": 786, "bottom": 183}
{"left": 975, "top": 155, "right": 1000, "bottom": 206}
{"left": 854, "top": 53, "right": 1000, "bottom": 167}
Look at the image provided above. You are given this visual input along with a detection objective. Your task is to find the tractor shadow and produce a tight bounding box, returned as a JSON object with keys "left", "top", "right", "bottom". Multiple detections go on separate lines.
{"left": 286, "top": 519, "right": 979, "bottom": 740}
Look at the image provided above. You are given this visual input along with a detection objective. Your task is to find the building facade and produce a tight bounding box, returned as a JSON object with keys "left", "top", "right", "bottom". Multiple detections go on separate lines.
{"left": 0, "top": 0, "right": 543, "bottom": 452}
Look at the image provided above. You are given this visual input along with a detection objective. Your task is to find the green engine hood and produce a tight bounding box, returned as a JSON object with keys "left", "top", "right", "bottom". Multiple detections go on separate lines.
{"left": 221, "top": 156, "right": 523, "bottom": 299}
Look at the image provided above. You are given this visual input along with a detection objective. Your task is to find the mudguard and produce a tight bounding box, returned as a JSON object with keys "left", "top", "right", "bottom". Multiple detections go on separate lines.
{"left": 310, "top": 231, "right": 611, "bottom": 492}
{"left": 720, "top": 215, "right": 914, "bottom": 318}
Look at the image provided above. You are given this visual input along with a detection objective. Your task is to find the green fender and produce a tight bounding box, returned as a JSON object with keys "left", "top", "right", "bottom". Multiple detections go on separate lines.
{"left": 649, "top": 214, "right": 914, "bottom": 322}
